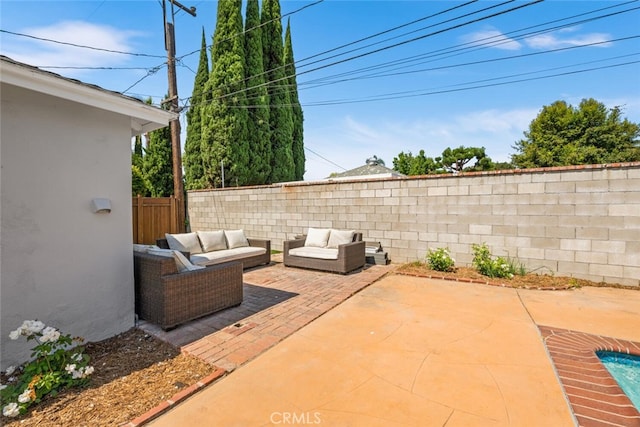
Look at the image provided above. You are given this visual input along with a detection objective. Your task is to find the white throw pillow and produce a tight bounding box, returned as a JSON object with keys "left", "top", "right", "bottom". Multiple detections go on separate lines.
{"left": 327, "top": 229, "right": 356, "bottom": 248}
{"left": 304, "top": 228, "right": 331, "bottom": 248}
{"left": 225, "top": 229, "right": 249, "bottom": 249}
{"left": 165, "top": 232, "right": 203, "bottom": 254}
{"left": 197, "top": 230, "right": 227, "bottom": 252}
{"left": 172, "top": 251, "right": 205, "bottom": 272}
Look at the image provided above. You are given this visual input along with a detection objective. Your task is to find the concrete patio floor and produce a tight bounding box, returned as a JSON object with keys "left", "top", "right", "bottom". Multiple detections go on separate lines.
{"left": 147, "top": 271, "right": 640, "bottom": 427}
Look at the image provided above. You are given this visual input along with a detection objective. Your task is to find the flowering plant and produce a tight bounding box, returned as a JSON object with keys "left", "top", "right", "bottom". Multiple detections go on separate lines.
{"left": 471, "top": 243, "right": 524, "bottom": 279}
{"left": 426, "top": 247, "right": 456, "bottom": 272}
{"left": 1, "top": 320, "right": 94, "bottom": 418}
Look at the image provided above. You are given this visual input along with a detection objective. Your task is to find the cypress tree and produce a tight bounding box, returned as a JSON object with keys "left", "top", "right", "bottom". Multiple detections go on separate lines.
{"left": 184, "top": 29, "right": 209, "bottom": 190}
{"left": 201, "top": 0, "right": 250, "bottom": 187}
{"left": 262, "top": 0, "right": 294, "bottom": 182}
{"left": 284, "top": 19, "right": 305, "bottom": 181}
{"left": 142, "top": 97, "right": 174, "bottom": 196}
{"left": 143, "top": 125, "right": 174, "bottom": 197}
{"left": 244, "top": 0, "right": 272, "bottom": 184}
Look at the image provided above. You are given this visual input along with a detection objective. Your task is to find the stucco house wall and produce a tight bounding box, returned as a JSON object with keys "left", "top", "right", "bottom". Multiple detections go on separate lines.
{"left": 0, "top": 57, "right": 173, "bottom": 369}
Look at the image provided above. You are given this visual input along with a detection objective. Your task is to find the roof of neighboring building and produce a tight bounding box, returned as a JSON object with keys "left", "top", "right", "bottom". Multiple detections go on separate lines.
{"left": 327, "top": 156, "right": 405, "bottom": 180}
{"left": 0, "top": 55, "right": 175, "bottom": 135}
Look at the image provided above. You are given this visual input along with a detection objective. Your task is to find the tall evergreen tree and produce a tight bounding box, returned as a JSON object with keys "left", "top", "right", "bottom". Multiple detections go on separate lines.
{"left": 143, "top": 127, "right": 174, "bottom": 196}
{"left": 244, "top": 0, "right": 272, "bottom": 185}
{"left": 184, "top": 29, "right": 209, "bottom": 190}
{"left": 284, "top": 19, "right": 305, "bottom": 181}
{"left": 201, "top": 0, "right": 250, "bottom": 188}
{"left": 262, "top": 0, "right": 294, "bottom": 182}
{"left": 142, "top": 97, "right": 174, "bottom": 196}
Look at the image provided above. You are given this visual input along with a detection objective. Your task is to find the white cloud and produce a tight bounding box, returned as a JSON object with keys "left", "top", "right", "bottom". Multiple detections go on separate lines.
{"left": 525, "top": 32, "right": 612, "bottom": 49}
{"left": 461, "top": 29, "right": 522, "bottom": 51}
{"left": 2, "top": 21, "right": 145, "bottom": 73}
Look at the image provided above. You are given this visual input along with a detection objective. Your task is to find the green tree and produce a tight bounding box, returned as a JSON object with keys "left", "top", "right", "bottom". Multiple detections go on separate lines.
{"left": 244, "top": 0, "right": 272, "bottom": 185}
{"left": 143, "top": 124, "right": 174, "bottom": 196}
{"left": 132, "top": 134, "right": 143, "bottom": 169}
{"left": 512, "top": 98, "right": 640, "bottom": 168}
{"left": 440, "top": 146, "right": 488, "bottom": 173}
{"left": 262, "top": 0, "right": 294, "bottom": 182}
{"left": 393, "top": 150, "right": 441, "bottom": 175}
{"left": 132, "top": 165, "right": 152, "bottom": 196}
{"left": 201, "top": 0, "right": 250, "bottom": 187}
{"left": 284, "top": 18, "right": 305, "bottom": 181}
{"left": 184, "top": 29, "right": 209, "bottom": 190}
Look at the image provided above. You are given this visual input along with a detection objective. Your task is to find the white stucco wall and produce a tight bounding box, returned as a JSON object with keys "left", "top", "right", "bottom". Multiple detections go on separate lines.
{"left": 1, "top": 84, "right": 136, "bottom": 368}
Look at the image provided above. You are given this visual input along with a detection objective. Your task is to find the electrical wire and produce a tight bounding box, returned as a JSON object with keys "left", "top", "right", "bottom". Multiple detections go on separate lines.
{"left": 0, "top": 29, "right": 166, "bottom": 58}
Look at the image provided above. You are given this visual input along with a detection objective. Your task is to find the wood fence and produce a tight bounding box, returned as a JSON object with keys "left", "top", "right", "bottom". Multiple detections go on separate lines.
{"left": 132, "top": 196, "right": 183, "bottom": 244}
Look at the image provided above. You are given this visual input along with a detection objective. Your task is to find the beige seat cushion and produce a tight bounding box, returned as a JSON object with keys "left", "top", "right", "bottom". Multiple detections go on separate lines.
{"left": 191, "top": 246, "right": 266, "bottom": 266}
{"left": 289, "top": 247, "right": 339, "bottom": 260}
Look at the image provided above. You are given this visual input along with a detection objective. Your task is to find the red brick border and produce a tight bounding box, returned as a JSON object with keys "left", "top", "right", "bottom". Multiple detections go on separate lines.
{"left": 123, "top": 367, "right": 226, "bottom": 427}
{"left": 539, "top": 326, "right": 640, "bottom": 427}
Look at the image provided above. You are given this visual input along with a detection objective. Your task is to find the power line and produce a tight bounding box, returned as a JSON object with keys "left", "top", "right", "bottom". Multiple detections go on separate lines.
{"left": 299, "top": 3, "right": 640, "bottom": 87}
{"left": 304, "top": 146, "right": 347, "bottom": 172}
{"left": 302, "top": 60, "right": 640, "bottom": 107}
{"left": 0, "top": 29, "right": 166, "bottom": 58}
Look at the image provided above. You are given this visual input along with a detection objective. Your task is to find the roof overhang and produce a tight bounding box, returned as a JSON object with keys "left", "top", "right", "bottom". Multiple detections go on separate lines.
{"left": 0, "top": 56, "right": 176, "bottom": 136}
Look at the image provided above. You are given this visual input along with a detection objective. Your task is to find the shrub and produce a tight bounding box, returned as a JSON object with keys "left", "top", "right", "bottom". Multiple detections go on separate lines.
{"left": 471, "top": 243, "right": 524, "bottom": 279}
{"left": 1, "top": 321, "right": 94, "bottom": 418}
{"left": 427, "top": 247, "right": 456, "bottom": 272}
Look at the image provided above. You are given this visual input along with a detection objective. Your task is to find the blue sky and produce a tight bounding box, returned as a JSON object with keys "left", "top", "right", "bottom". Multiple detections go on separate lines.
{"left": 1, "top": 0, "right": 639, "bottom": 180}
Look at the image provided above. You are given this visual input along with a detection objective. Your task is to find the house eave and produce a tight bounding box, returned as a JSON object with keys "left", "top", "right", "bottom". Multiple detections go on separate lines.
{"left": 0, "top": 56, "right": 175, "bottom": 135}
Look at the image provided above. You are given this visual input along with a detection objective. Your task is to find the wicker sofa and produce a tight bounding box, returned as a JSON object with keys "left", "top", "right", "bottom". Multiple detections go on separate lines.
{"left": 134, "top": 251, "right": 243, "bottom": 330}
{"left": 156, "top": 230, "right": 270, "bottom": 270}
{"left": 283, "top": 229, "right": 366, "bottom": 274}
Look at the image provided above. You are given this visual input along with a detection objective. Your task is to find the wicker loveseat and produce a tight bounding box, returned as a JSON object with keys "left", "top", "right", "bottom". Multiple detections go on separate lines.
{"left": 283, "top": 229, "right": 366, "bottom": 274}
{"left": 134, "top": 251, "right": 243, "bottom": 330}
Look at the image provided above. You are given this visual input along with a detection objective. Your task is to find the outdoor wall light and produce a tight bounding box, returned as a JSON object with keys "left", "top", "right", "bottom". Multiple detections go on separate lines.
{"left": 91, "top": 198, "right": 112, "bottom": 214}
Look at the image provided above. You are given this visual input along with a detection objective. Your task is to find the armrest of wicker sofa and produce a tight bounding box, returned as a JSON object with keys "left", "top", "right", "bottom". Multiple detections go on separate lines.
{"left": 284, "top": 237, "right": 306, "bottom": 252}
{"left": 248, "top": 238, "right": 270, "bottom": 252}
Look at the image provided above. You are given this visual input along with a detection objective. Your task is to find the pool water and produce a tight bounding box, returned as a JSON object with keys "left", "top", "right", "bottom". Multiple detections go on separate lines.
{"left": 597, "top": 351, "right": 640, "bottom": 410}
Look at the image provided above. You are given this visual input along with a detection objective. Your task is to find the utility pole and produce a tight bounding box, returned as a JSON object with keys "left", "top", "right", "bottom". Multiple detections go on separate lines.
{"left": 162, "top": 0, "right": 196, "bottom": 232}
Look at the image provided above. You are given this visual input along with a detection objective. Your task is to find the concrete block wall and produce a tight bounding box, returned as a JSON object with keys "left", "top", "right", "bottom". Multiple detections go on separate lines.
{"left": 187, "top": 163, "right": 640, "bottom": 287}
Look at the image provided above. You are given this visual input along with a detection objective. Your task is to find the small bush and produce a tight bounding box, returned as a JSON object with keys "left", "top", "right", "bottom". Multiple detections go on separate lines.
{"left": 427, "top": 247, "right": 456, "bottom": 272}
{"left": 471, "top": 243, "right": 525, "bottom": 279}
{"left": 1, "top": 321, "right": 94, "bottom": 418}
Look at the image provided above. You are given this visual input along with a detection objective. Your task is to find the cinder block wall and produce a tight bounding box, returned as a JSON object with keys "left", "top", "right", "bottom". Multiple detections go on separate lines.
{"left": 187, "top": 163, "right": 640, "bottom": 287}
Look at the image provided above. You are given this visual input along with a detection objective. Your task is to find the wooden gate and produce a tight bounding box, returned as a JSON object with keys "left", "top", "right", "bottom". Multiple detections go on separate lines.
{"left": 132, "top": 196, "right": 182, "bottom": 244}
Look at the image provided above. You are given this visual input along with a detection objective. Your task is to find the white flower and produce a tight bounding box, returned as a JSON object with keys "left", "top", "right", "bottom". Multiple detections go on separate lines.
{"left": 83, "top": 366, "right": 95, "bottom": 377}
{"left": 65, "top": 364, "right": 77, "bottom": 375}
{"left": 2, "top": 402, "right": 20, "bottom": 417}
{"left": 0, "top": 384, "right": 7, "bottom": 391}
{"left": 18, "top": 320, "right": 46, "bottom": 337}
{"left": 72, "top": 353, "right": 83, "bottom": 362}
{"left": 17, "top": 389, "right": 31, "bottom": 404}
{"left": 39, "top": 327, "right": 60, "bottom": 343}
{"left": 8, "top": 330, "right": 20, "bottom": 340}
{"left": 5, "top": 366, "right": 15, "bottom": 376}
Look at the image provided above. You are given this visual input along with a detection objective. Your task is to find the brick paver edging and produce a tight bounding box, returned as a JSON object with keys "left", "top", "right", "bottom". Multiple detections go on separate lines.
{"left": 395, "top": 271, "right": 575, "bottom": 290}
{"left": 123, "top": 367, "right": 227, "bottom": 427}
{"left": 539, "top": 326, "right": 640, "bottom": 427}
